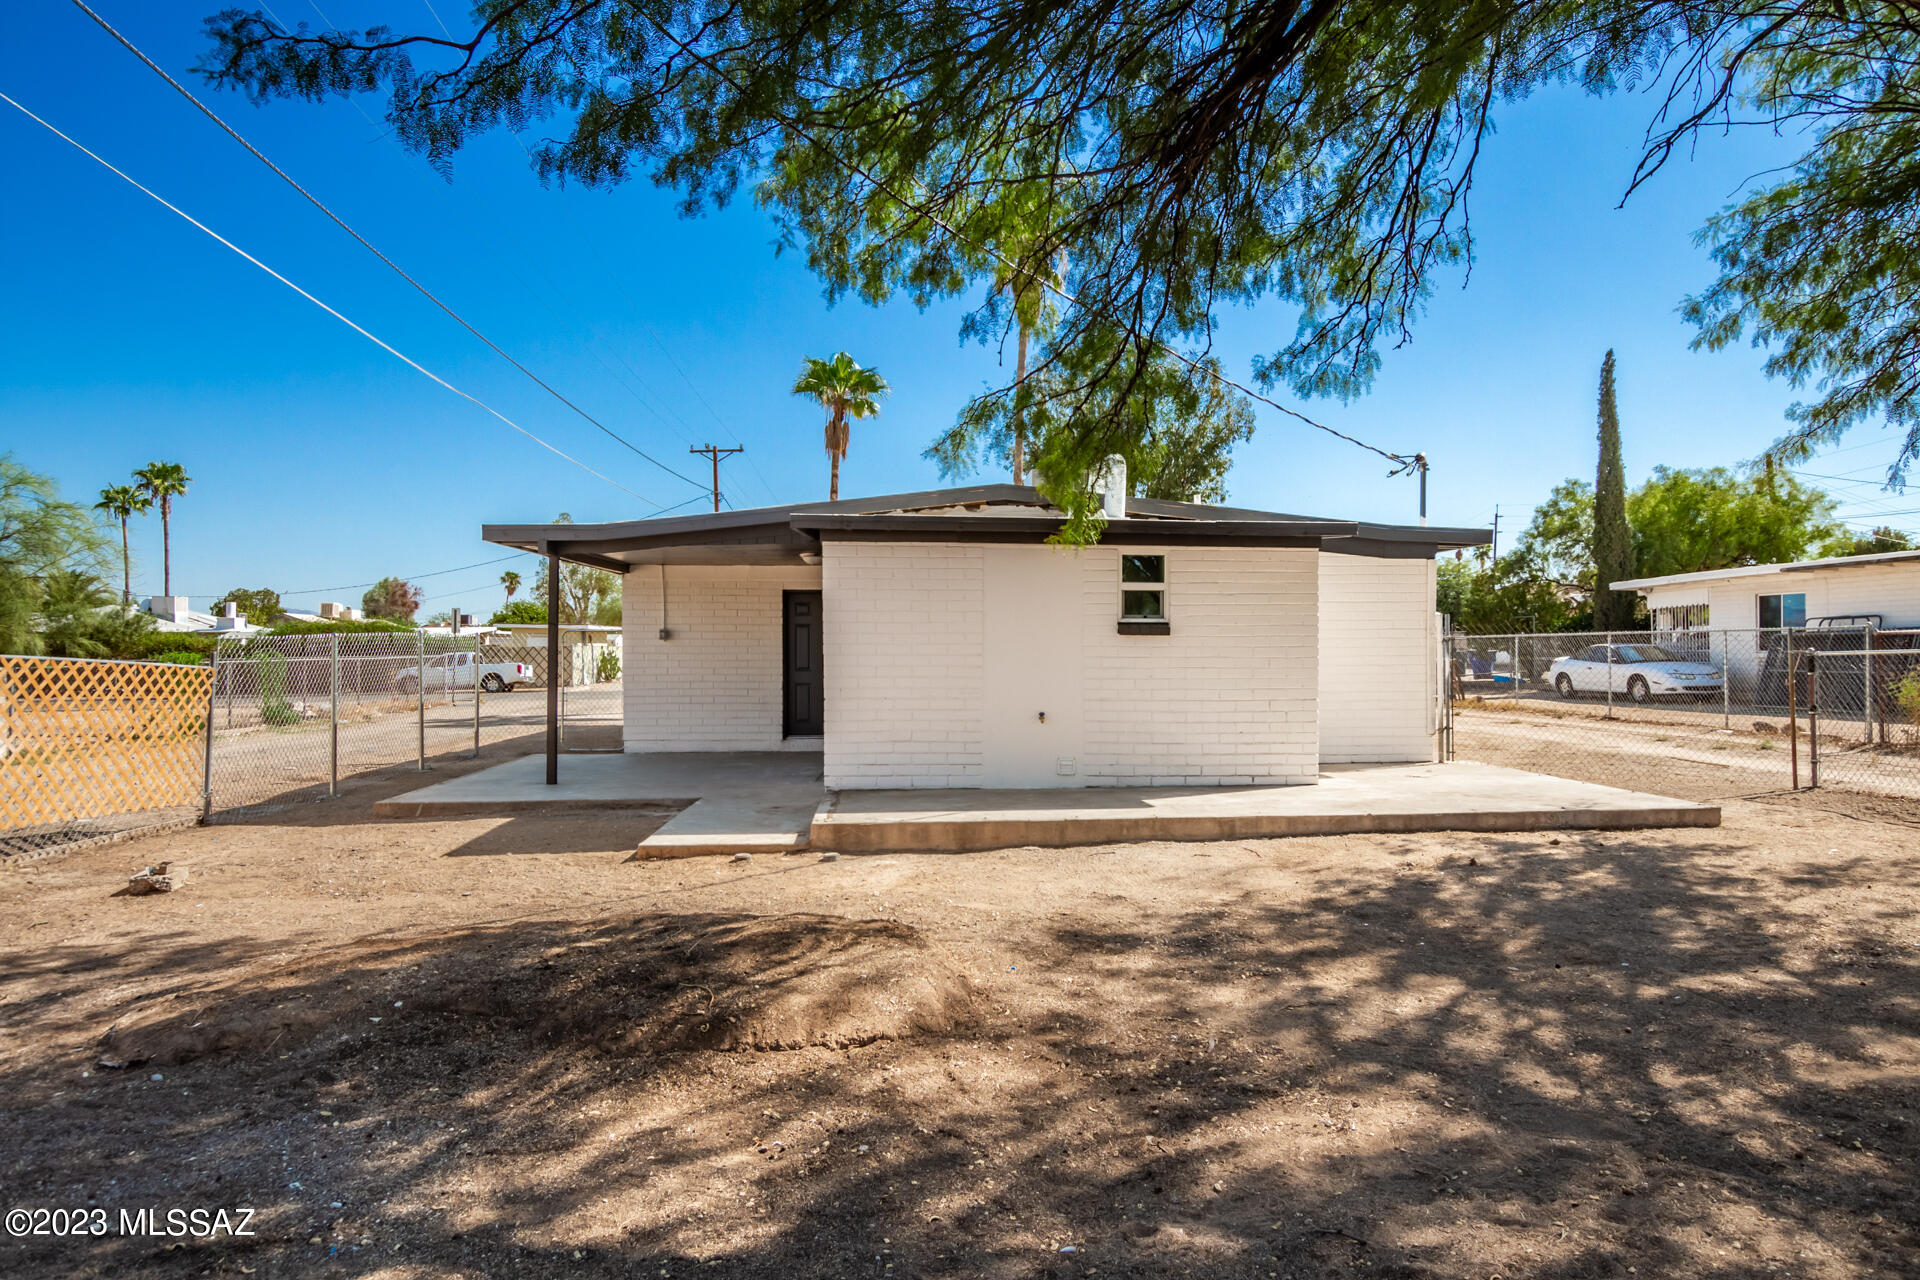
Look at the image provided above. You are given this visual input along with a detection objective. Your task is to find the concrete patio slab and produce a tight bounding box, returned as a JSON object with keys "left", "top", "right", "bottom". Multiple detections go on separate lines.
{"left": 809, "top": 761, "right": 1720, "bottom": 853}
{"left": 375, "top": 754, "right": 1716, "bottom": 857}
{"left": 373, "top": 752, "right": 827, "bottom": 857}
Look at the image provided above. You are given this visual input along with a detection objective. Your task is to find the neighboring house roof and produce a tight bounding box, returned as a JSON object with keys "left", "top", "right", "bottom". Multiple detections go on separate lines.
{"left": 1612, "top": 548, "right": 1920, "bottom": 593}
{"left": 482, "top": 485, "right": 1488, "bottom": 570}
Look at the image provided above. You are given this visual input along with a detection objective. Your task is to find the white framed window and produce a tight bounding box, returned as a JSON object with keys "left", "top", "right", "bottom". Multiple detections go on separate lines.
{"left": 1119, "top": 554, "right": 1166, "bottom": 628}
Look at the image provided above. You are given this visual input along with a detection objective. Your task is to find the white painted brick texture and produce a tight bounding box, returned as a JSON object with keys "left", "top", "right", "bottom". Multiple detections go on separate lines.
{"left": 823, "top": 542, "right": 986, "bottom": 788}
{"left": 1079, "top": 546, "right": 1319, "bottom": 785}
{"left": 622, "top": 564, "right": 822, "bottom": 751}
{"left": 1317, "top": 553, "right": 1437, "bottom": 763}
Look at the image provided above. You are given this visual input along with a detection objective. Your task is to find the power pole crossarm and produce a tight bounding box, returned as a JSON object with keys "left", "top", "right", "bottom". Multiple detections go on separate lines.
{"left": 689, "top": 445, "right": 744, "bottom": 512}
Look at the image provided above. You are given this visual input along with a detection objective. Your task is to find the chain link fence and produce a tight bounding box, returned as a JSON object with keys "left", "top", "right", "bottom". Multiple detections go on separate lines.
{"left": 205, "top": 631, "right": 605, "bottom": 817}
{"left": 1445, "top": 626, "right": 1920, "bottom": 801}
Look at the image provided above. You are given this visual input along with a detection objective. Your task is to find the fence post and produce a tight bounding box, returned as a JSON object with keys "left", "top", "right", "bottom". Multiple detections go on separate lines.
{"left": 1605, "top": 632, "right": 1615, "bottom": 716}
{"left": 472, "top": 636, "right": 481, "bottom": 758}
{"left": 200, "top": 650, "right": 217, "bottom": 822}
{"left": 1512, "top": 633, "right": 1522, "bottom": 697}
{"left": 1728, "top": 629, "right": 1743, "bottom": 729}
{"left": 1808, "top": 651, "right": 1820, "bottom": 789}
{"left": 416, "top": 629, "right": 426, "bottom": 770}
{"left": 1787, "top": 641, "right": 1799, "bottom": 789}
{"left": 329, "top": 633, "right": 340, "bottom": 798}
{"left": 1865, "top": 624, "right": 1876, "bottom": 746}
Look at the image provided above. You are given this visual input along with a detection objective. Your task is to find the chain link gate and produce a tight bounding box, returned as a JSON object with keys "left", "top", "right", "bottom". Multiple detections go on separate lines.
{"left": 1445, "top": 625, "right": 1920, "bottom": 802}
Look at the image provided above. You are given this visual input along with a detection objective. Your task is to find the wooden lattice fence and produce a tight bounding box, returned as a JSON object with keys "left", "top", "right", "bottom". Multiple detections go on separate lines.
{"left": 1, "top": 655, "right": 211, "bottom": 837}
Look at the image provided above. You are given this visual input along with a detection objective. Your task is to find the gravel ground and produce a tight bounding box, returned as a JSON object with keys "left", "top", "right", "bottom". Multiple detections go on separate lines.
{"left": 3, "top": 754, "right": 1918, "bottom": 1279}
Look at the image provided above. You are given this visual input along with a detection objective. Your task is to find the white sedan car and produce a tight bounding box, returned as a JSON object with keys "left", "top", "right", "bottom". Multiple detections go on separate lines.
{"left": 1546, "top": 643, "right": 1724, "bottom": 703}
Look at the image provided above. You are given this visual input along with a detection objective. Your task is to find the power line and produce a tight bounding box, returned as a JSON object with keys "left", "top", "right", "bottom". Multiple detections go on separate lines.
{"left": 0, "top": 90, "right": 659, "bottom": 507}
{"left": 637, "top": 16, "right": 1421, "bottom": 475}
{"left": 71, "top": 0, "right": 713, "bottom": 497}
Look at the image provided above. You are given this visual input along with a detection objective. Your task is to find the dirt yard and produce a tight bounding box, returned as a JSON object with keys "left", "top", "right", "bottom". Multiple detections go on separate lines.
{"left": 3, "top": 755, "right": 1918, "bottom": 1279}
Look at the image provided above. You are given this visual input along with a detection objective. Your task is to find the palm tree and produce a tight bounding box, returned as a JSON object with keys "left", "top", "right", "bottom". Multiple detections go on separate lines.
{"left": 994, "top": 246, "right": 1064, "bottom": 485}
{"left": 93, "top": 484, "right": 151, "bottom": 604}
{"left": 792, "top": 353, "right": 890, "bottom": 501}
{"left": 500, "top": 569, "right": 521, "bottom": 605}
{"left": 133, "top": 461, "right": 191, "bottom": 596}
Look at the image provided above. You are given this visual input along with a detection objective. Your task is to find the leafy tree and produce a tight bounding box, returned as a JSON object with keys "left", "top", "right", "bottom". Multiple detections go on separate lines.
{"left": 36, "top": 570, "right": 156, "bottom": 658}
{"left": 490, "top": 599, "right": 548, "bottom": 625}
{"left": 133, "top": 461, "right": 191, "bottom": 597}
{"left": 1436, "top": 547, "right": 1576, "bottom": 635}
{"left": 199, "top": 5, "right": 1920, "bottom": 497}
{"left": 500, "top": 568, "right": 521, "bottom": 604}
{"left": 362, "top": 576, "right": 423, "bottom": 622}
{"left": 929, "top": 348, "right": 1253, "bottom": 504}
{"left": 94, "top": 484, "right": 151, "bottom": 604}
{"left": 1832, "top": 526, "right": 1914, "bottom": 557}
{"left": 211, "top": 587, "right": 285, "bottom": 625}
{"left": 792, "top": 353, "right": 889, "bottom": 501}
{"left": 1513, "top": 466, "right": 1844, "bottom": 608}
{"left": 532, "top": 515, "right": 621, "bottom": 623}
{"left": 1, "top": 456, "right": 108, "bottom": 652}
{"left": 1592, "top": 351, "right": 1633, "bottom": 630}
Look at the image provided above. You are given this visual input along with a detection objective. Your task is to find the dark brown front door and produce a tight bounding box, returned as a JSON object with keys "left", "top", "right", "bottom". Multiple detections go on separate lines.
{"left": 783, "top": 590, "right": 824, "bottom": 737}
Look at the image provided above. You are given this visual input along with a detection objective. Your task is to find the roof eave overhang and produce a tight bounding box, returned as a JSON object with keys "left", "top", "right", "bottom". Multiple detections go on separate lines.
{"left": 798, "top": 513, "right": 1352, "bottom": 546}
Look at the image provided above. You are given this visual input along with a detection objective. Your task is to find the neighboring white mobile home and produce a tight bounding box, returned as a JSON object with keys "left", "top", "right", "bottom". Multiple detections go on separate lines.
{"left": 484, "top": 483, "right": 1486, "bottom": 789}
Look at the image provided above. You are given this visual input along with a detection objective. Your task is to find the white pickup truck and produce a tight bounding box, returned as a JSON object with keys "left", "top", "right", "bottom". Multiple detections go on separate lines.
{"left": 391, "top": 652, "right": 532, "bottom": 694}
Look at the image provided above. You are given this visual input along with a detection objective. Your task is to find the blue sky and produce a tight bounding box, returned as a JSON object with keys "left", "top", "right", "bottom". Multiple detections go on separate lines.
{"left": 4, "top": 2, "right": 1914, "bottom": 616}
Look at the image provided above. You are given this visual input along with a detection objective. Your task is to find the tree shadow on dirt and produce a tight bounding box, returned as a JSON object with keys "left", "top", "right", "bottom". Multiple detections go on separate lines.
{"left": 4, "top": 832, "right": 1917, "bottom": 1279}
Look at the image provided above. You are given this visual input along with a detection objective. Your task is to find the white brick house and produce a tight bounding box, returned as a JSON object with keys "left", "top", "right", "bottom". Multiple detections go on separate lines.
{"left": 485, "top": 485, "right": 1486, "bottom": 789}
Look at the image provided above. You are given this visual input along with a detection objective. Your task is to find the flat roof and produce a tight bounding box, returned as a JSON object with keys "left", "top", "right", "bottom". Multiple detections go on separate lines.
{"left": 1612, "top": 547, "right": 1920, "bottom": 593}
{"left": 483, "top": 485, "right": 1489, "bottom": 570}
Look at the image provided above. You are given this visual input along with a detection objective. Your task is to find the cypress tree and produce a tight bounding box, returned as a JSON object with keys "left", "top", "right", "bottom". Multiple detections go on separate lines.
{"left": 1592, "top": 349, "right": 1634, "bottom": 630}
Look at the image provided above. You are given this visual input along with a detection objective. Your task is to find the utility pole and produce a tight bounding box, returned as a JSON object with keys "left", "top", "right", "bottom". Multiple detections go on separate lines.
{"left": 1490, "top": 506, "right": 1500, "bottom": 566}
{"left": 689, "top": 445, "right": 744, "bottom": 513}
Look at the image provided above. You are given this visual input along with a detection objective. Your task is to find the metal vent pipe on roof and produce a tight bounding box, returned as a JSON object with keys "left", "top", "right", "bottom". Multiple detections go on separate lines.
{"left": 1100, "top": 454, "right": 1127, "bottom": 520}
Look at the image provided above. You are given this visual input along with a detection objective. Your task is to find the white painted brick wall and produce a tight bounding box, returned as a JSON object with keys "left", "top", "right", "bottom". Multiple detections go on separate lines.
{"left": 1079, "top": 546, "right": 1320, "bottom": 785}
{"left": 621, "top": 564, "right": 822, "bottom": 751}
{"left": 823, "top": 542, "right": 986, "bottom": 788}
{"left": 1317, "top": 552, "right": 1437, "bottom": 763}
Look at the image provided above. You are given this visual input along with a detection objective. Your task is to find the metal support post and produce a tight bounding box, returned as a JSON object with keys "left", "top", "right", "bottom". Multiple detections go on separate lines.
{"left": 200, "top": 654, "right": 217, "bottom": 822}
{"left": 1605, "top": 632, "right": 1615, "bottom": 716}
{"left": 416, "top": 628, "right": 427, "bottom": 770}
{"left": 545, "top": 548, "right": 560, "bottom": 785}
{"left": 1865, "top": 624, "right": 1876, "bottom": 745}
{"left": 328, "top": 633, "right": 341, "bottom": 798}
{"left": 1807, "top": 651, "right": 1820, "bottom": 789}
{"left": 472, "top": 636, "right": 481, "bottom": 758}
{"left": 1787, "top": 641, "right": 1799, "bottom": 789}
{"left": 1728, "top": 629, "right": 1743, "bottom": 729}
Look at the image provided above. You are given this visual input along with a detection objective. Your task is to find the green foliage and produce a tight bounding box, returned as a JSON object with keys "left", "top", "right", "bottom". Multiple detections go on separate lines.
{"left": 34, "top": 570, "right": 158, "bottom": 659}
{"left": 1832, "top": 526, "right": 1914, "bottom": 557}
{"left": 532, "top": 516, "right": 621, "bottom": 623}
{"left": 1513, "top": 467, "right": 1843, "bottom": 608}
{"left": 148, "top": 650, "right": 209, "bottom": 666}
{"left": 596, "top": 650, "right": 622, "bottom": 682}
{"left": 127, "top": 631, "right": 219, "bottom": 661}
{"left": 500, "top": 569, "right": 522, "bottom": 602}
{"left": 1628, "top": 467, "right": 1841, "bottom": 579}
{"left": 0, "top": 566, "right": 38, "bottom": 655}
{"left": 252, "top": 643, "right": 299, "bottom": 726}
{"left": 489, "top": 600, "right": 549, "bottom": 625}
{"left": 793, "top": 353, "right": 890, "bottom": 500}
{"left": 1436, "top": 548, "right": 1578, "bottom": 635}
{"left": 133, "top": 461, "right": 191, "bottom": 595}
{"left": 1592, "top": 351, "right": 1633, "bottom": 630}
{"left": 94, "top": 483, "right": 151, "bottom": 604}
{"left": 930, "top": 348, "right": 1253, "bottom": 510}
{"left": 362, "top": 576, "right": 423, "bottom": 622}
{"left": 1, "top": 454, "right": 108, "bottom": 581}
{"left": 1894, "top": 670, "right": 1920, "bottom": 727}
{"left": 211, "top": 587, "right": 285, "bottom": 625}
{"left": 198, "top": 4, "right": 1920, "bottom": 494}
